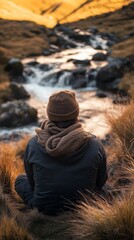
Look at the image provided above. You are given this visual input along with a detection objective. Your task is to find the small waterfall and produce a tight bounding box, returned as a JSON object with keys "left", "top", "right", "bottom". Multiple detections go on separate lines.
{"left": 57, "top": 71, "right": 72, "bottom": 87}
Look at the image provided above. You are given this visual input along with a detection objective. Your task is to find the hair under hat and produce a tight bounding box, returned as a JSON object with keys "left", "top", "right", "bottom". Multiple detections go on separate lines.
{"left": 46, "top": 90, "right": 79, "bottom": 121}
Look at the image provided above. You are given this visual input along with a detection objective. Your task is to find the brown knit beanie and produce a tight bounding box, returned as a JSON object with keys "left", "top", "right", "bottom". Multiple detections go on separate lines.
{"left": 46, "top": 90, "right": 79, "bottom": 121}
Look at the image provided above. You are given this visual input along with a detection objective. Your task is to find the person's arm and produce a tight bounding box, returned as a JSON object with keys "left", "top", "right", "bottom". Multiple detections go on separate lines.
{"left": 24, "top": 141, "right": 35, "bottom": 191}
{"left": 96, "top": 142, "right": 108, "bottom": 190}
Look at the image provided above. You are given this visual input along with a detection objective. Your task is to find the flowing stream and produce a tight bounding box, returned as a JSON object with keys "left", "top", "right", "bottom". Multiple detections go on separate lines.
{"left": 0, "top": 31, "right": 113, "bottom": 141}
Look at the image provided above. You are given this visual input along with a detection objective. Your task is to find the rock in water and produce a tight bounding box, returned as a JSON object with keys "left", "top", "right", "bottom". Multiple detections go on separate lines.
{"left": 92, "top": 53, "right": 107, "bottom": 61}
{"left": 70, "top": 69, "right": 87, "bottom": 89}
{"left": 10, "top": 83, "right": 30, "bottom": 100}
{"left": 5, "top": 58, "right": 23, "bottom": 75}
{"left": 96, "top": 60, "right": 124, "bottom": 91}
{"left": 5, "top": 58, "right": 26, "bottom": 83}
{"left": 0, "top": 101, "right": 37, "bottom": 127}
{"left": 72, "top": 59, "right": 90, "bottom": 66}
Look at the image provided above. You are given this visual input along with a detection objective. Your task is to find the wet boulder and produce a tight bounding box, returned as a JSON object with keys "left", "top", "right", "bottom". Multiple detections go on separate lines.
{"left": 38, "top": 63, "right": 52, "bottom": 71}
{"left": 92, "top": 52, "right": 107, "bottom": 61}
{"left": 55, "top": 25, "right": 73, "bottom": 35}
{"left": 96, "top": 60, "right": 124, "bottom": 91}
{"left": 69, "top": 32, "right": 90, "bottom": 44}
{"left": 5, "top": 58, "right": 26, "bottom": 83}
{"left": 72, "top": 59, "right": 90, "bottom": 66}
{"left": 70, "top": 69, "right": 87, "bottom": 89}
{"left": 10, "top": 82, "right": 30, "bottom": 100}
{"left": 96, "top": 91, "right": 108, "bottom": 98}
{"left": 89, "top": 26, "right": 99, "bottom": 35}
{"left": 0, "top": 101, "right": 37, "bottom": 127}
{"left": 97, "top": 78, "right": 121, "bottom": 91}
{"left": 5, "top": 58, "right": 23, "bottom": 75}
{"left": 26, "top": 61, "right": 39, "bottom": 66}
{"left": 88, "top": 69, "right": 98, "bottom": 82}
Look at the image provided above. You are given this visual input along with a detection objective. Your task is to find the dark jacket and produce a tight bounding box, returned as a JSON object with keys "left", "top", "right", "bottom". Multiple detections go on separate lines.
{"left": 24, "top": 136, "right": 107, "bottom": 215}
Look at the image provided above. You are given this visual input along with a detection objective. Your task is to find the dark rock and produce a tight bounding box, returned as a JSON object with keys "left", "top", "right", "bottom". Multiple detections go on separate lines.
{"left": 24, "top": 68, "right": 35, "bottom": 78}
{"left": 70, "top": 69, "right": 87, "bottom": 89}
{"left": 72, "top": 59, "right": 90, "bottom": 66}
{"left": 71, "top": 78, "right": 87, "bottom": 89}
{"left": 89, "top": 27, "right": 98, "bottom": 35}
{"left": 99, "top": 78, "right": 121, "bottom": 91}
{"left": 96, "top": 60, "right": 124, "bottom": 90}
{"left": 38, "top": 63, "right": 52, "bottom": 71}
{"left": 0, "top": 101, "right": 37, "bottom": 127}
{"left": 10, "top": 82, "right": 30, "bottom": 100}
{"left": 107, "top": 40, "right": 115, "bottom": 47}
{"left": 100, "top": 32, "right": 119, "bottom": 43}
{"left": 26, "top": 61, "right": 39, "bottom": 66}
{"left": 57, "top": 36, "right": 77, "bottom": 48}
{"left": 94, "top": 45, "right": 102, "bottom": 50}
{"left": 5, "top": 58, "right": 26, "bottom": 83}
{"left": 92, "top": 52, "right": 107, "bottom": 61}
{"left": 55, "top": 25, "right": 73, "bottom": 35}
{"left": 96, "top": 91, "right": 107, "bottom": 98}
{"left": 88, "top": 69, "right": 98, "bottom": 82}
{"left": 72, "top": 68, "right": 86, "bottom": 77}
{"left": 43, "top": 50, "right": 51, "bottom": 56}
{"left": 9, "top": 74, "right": 26, "bottom": 83}
{"left": 69, "top": 32, "right": 90, "bottom": 44}
{"left": 5, "top": 58, "right": 23, "bottom": 75}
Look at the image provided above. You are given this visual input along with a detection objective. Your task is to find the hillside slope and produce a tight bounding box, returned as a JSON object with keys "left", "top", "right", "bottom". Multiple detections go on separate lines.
{"left": 0, "top": 0, "right": 132, "bottom": 28}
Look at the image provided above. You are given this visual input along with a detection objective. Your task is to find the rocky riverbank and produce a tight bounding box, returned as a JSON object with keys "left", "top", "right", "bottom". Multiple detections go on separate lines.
{"left": 0, "top": 2, "right": 133, "bottom": 141}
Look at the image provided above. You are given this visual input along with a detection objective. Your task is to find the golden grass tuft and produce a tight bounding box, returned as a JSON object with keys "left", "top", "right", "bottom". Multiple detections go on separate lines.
{"left": 71, "top": 193, "right": 134, "bottom": 240}
{"left": 106, "top": 103, "right": 134, "bottom": 156}
{"left": 0, "top": 189, "right": 11, "bottom": 217}
{"left": 0, "top": 215, "right": 33, "bottom": 240}
{"left": 105, "top": 102, "right": 134, "bottom": 190}
{"left": 0, "top": 143, "right": 24, "bottom": 194}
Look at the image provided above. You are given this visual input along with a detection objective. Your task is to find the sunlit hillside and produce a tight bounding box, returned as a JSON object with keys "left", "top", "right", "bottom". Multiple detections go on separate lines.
{"left": 0, "top": 0, "right": 132, "bottom": 28}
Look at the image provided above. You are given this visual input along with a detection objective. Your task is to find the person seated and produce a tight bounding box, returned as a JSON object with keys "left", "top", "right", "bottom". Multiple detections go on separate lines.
{"left": 15, "top": 90, "right": 108, "bottom": 215}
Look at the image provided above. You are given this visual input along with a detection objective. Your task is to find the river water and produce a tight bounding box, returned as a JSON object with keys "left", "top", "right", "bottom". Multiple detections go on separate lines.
{"left": 0, "top": 33, "right": 114, "bottom": 140}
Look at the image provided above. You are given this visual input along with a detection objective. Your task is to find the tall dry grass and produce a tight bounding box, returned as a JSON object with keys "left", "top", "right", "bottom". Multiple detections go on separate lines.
{"left": 0, "top": 144, "right": 24, "bottom": 195}
{"left": 70, "top": 193, "right": 134, "bottom": 240}
{"left": 0, "top": 215, "right": 33, "bottom": 240}
{"left": 107, "top": 102, "right": 134, "bottom": 156}
{"left": 106, "top": 102, "right": 134, "bottom": 188}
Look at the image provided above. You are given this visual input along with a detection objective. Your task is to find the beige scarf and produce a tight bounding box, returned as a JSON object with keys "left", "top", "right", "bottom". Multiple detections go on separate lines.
{"left": 35, "top": 120, "right": 90, "bottom": 157}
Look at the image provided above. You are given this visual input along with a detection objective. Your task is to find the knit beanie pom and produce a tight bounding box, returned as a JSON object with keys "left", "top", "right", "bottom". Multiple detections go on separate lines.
{"left": 47, "top": 90, "right": 79, "bottom": 121}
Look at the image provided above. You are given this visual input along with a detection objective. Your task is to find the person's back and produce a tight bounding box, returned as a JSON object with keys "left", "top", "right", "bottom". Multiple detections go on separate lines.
{"left": 15, "top": 90, "right": 108, "bottom": 215}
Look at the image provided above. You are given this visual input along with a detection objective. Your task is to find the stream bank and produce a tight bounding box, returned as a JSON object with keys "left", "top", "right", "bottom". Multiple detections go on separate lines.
{"left": 0, "top": 25, "right": 131, "bottom": 142}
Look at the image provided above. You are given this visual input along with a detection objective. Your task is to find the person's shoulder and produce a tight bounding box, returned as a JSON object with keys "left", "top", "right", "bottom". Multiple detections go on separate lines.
{"left": 88, "top": 134, "right": 100, "bottom": 147}
{"left": 90, "top": 135, "right": 104, "bottom": 148}
{"left": 87, "top": 135, "right": 105, "bottom": 156}
{"left": 27, "top": 136, "right": 38, "bottom": 150}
